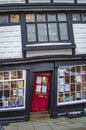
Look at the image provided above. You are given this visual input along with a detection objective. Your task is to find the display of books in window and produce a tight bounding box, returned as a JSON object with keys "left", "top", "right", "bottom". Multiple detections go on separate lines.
{"left": 18, "top": 96, "right": 24, "bottom": 106}
{"left": 3, "top": 100, "right": 9, "bottom": 108}
{"left": 0, "top": 70, "right": 25, "bottom": 110}
{"left": 11, "top": 97, "right": 17, "bottom": 107}
{"left": 4, "top": 72, "right": 9, "bottom": 80}
{"left": 11, "top": 81, "right": 16, "bottom": 89}
{"left": 0, "top": 82, "right": 3, "bottom": 90}
{"left": 17, "top": 71, "right": 22, "bottom": 79}
{"left": 11, "top": 71, "right": 17, "bottom": 79}
{"left": 82, "top": 92, "right": 86, "bottom": 99}
{"left": 17, "top": 81, "right": 23, "bottom": 88}
{"left": 0, "top": 72, "right": 4, "bottom": 80}
{"left": 82, "top": 83, "right": 86, "bottom": 90}
{"left": 4, "top": 81, "right": 10, "bottom": 90}
{"left": 76, "top": 92, "right": 81, "bottom": 100}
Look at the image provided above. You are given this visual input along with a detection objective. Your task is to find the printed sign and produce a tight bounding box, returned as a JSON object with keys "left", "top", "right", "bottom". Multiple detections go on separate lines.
{"left": 0, "top": 25, "right": 22, "bottom": 59}
{"left": 73, "top": 24, "right": 86, "bottom": 54}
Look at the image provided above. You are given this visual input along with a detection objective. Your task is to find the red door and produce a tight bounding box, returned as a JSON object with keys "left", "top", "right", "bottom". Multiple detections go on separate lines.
{"left": 32, "top": 73, "right": 51, "bottom": 112}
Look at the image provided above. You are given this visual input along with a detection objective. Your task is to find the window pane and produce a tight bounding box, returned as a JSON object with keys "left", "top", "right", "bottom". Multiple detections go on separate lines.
{"left": 81, "top": 13, "right": 86, "bottom": 21}
{"left": 0, "top": 15, "right": 8, "bottom": 24}
{"left": 48, "top": 23, "right": 58, "bottom": 41}
{"left": 37, "top": 14, "right": 46, "bottom": 22}
{"left": 59, "top": 23, "right": 68, "bottom": 40}
{"left": 47, "top": 14, "right": 56, "bottom": 21}
{"left": 72, "top": 14, "right": 80, "bottom": 21}
{"left": 27, "top": 24, "right": 36, "bottom": 42}
{"left": 10, "top": 14, "right": 19, "bottom": 23}
{"left": 37, "top": 24, "right": 48, "bottom": 42}
{"left": 26, "top": 14, "right": 35, "bottom": 22}
{"left": 58, "top": 13, "right": 67, "bottom": 21}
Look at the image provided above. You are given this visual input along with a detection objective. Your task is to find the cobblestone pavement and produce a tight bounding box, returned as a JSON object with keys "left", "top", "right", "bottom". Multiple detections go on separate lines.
{"left": 3, "top": 116, "right": 86, "bottom": 130}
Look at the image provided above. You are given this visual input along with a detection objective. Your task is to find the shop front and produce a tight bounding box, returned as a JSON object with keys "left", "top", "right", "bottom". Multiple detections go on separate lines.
{"left": 0, "top": 57, "right": 86, "bottom": 122}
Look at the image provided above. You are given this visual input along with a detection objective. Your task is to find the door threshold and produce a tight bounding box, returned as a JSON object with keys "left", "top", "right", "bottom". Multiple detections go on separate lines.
{"left": 30, "top": 111, "right": 50, "bottom": 121}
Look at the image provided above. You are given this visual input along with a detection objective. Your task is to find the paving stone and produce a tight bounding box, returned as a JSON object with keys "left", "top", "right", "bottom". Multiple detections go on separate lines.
{"left": 4, "top": 125, "right": 18, "bottom": 130}
{"left": 35, "top": 125, "right": 52, "bottom": 130}
{"left": 18, "top": 123, "right": 34, "bottom": 130}
{"left": 32, "top": 120, "right": 48, "bottom": 127}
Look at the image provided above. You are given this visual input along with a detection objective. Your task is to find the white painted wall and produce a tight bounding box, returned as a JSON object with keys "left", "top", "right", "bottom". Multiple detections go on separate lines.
{"left": 54, "top": 0, "right": 74, "bottom": 3}
{"left": 0, "top": 25, "right": 22, "bottom": 59}
{"left": 73, "top": 24, "right": 86, "bottom": 55}
{"left": 0, "top": 0, "right": 25, "bottom": 4}
{"left": 26, "top": 49, "right": 72, "bottom": 57}
{"left": 29, "top": 0, "right": 50, "bottom": 3}
{"left": 77, "top": 0, "right": 86, "bottom": 3}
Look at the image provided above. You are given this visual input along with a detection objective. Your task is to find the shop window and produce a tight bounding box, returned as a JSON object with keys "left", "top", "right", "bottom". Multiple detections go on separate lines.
{"left": 58, "top": 65, "right": 86, "bottom": 105}
{"left": 26, "top": 12, "right": 69, "bottom": 43}
{"left": 0, "top": 70, "right": 26, "bottom": 110}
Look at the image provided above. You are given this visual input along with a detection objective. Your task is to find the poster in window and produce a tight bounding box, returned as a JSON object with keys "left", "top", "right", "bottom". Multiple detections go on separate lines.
{"left": 59, "top": 78, "right": 65, "bottom": 85}
{"left": 17, "top": 81, "right": 23, "bottom": 88}
{"left": 65, "top": 84, "right": 70, "bottom": 92}
{"left": 59, "top": 69, "right": 64, "bottom": 76}
{"left": 76, "top": 75, "right": 81, "bottom": 82}
{"left": 59, "top": 86, "right": 64, "bottom": 92}
{"left": 13, "top": 90, "right": 17, "bottom": 96}
{"left": 36, "top": 85, "right": 41, "bottom": 93}
{"left": 42, "top": 85, "right": 47, "bottom": 93}
{"left": 36, "top": 76, "right": 42, "bottom": 84}
{"left": 18, "top": 89, "right": 23, "bottom": 96}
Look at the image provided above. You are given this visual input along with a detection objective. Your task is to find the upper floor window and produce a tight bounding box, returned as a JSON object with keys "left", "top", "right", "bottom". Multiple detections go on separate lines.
{"left": 26, "top": 13, "right": 69, "bottom": 43}
{"left": 0, "top": 14, "right": 20, "bottom": 24}
{"left": 72, "top": 13, "right": 86, "bottom": 21}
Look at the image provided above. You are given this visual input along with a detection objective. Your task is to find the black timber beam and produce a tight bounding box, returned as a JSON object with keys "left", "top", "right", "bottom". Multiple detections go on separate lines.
{"left": 0, "top": 3, "right": 86, "bottom": 12}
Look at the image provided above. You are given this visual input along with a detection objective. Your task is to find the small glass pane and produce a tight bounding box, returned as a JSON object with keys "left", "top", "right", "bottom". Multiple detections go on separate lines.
{"left": 72, "top": 14, "right": 80, "bottom": 21}
{"left": 47, "top": 14, "right": 56, "bottom": 21}
{"left": 4, "top": 72, "right": 9, "bottom": 80}
{"left": 0, "top": 15, "right": 8, "bottom": 24}
{"left": 81, "top": 13, "right": 86, "bottom": 21}
{"left": 27, "top": 24, "right": 36, "bottom": 42}
{"left": 26, "top": 14, "right": 35, "bottom": 22}
{"left": 0, "top": 72, "right": 4, "bottom": 80}
{"left": 17, "top": 81, "right": 24, "bottom": 89}
{"left": 48, "top": 23, "right": 58, "bottom": 41}
{"left": 17, "top": 71, "right": 22, "bottom": 79}
{"left": 58, "top": 13, "right": 67, "bottom": 21}
{"left": 37, "top": 14, "right": 46, "bottom": 22}
{"left": 59, "top": 23, "right": 68, "bottom": 40}
{"left": 10, "top": 14, "right": 19, "bottom": 23}
{"left": 11, "top": 71, "right": 16, "bottom": 79}
{"left": 37, "top": 23, "right": 48, "bottom": 42}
